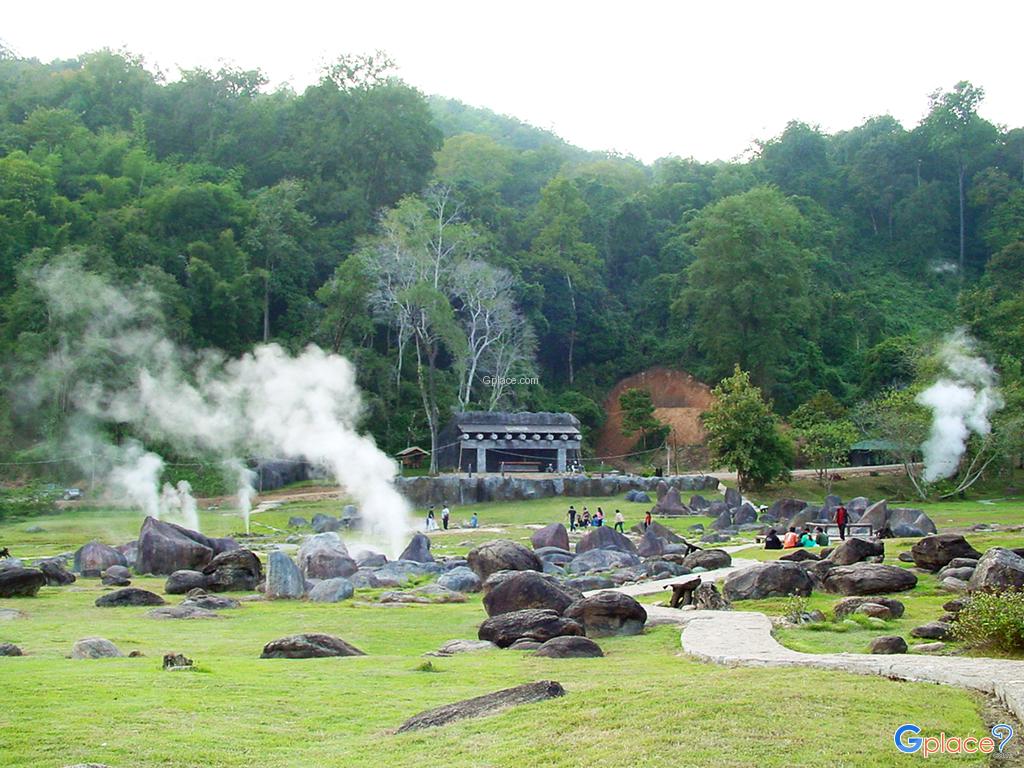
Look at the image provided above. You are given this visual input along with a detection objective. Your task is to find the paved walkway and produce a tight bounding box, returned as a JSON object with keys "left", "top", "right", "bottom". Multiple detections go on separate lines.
{"left": 653, "top": 609, "right": 1024, "bottom": 723}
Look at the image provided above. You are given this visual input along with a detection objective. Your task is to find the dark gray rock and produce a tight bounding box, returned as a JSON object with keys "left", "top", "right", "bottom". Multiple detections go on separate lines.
{"left": 870, "top": 636, "right": 908, "bottom": 654}
{"left": 733, "top": 503, "right": 758, "bottom": 526}
{"left": 700, "top": 532, "right": 731, "bottom": 544}
{"left": 349, "top": 570, "right": 383, "bottom": 589}
{"left": 0, "top": 568, "right": 46, "bottom": 598}
{"left": 823, "top": 564, "right": 918, "bottom": 595}
{"left": 689, "top": 494, "right": 710, "bottom": 511}
{"left": 136, "top": 517, "right": 237, "bottom": 575}
{"left": 38, "top": 559, "right": 76, "bottom": 586}
{"left": 202, "top": 549, "right": 262, "bottom": 592}
{"left": 95, "top": 588, "right": 166, "bottom": 607}
{"left": 399, "top": 533, "right": 435, "bottom": 563}
{"left": 73, "top": 541, "right": 127, "bottom": 577}
{"left": 693, "top": 581, "right": 731, "bottom": 610}
{"left": 288, "top": 516, "right": 309, "bottom": 527}
{"left": 833, "top": 596, "right": 906, "bottom": 619}
{"left": 651, "top": 486, "right": 690, "bottom": 516}
{"left": 910, "top": 622, "right": 953, "bottom": 640}
{"left": 723, "top": 562, "right": 814, "bottom": 601}
{"left": 101, "top": 565, "right": 131, "bottom": 586}
{"left": 682, "top": 549, "right": 731, "bottom": 571}
{"left": 70, "top": 637, "right": 123, "bottom": 659}
{"left": 265, "top": 551, "right": 305, "bottom": 599}
{"left": 181, "top": 590, "right": 240, "bottom": 610}
{"left": 534, "top": 636, "right": 604, "bottom": 658}
{"left": 630, "top": 520, "right": 685, "bottom": 543}
{"left": 311, "top": 514, "right": 341, "bottom": 533}
{"left": 766, "top": 498, "right": 807, "bottom": 524}
{"left": 482, "top": 571, "right": 581, "bottom": 616}
{"left": 566, "top": 549, "right": 640, "bottom": 574}
{"left": 396, "top": 680, "right": 565, "bottom": 732}
{"left": 478, "top": 608, "right": 584, "bottom": 648}
{"left": 531, "top": 523, "right": 569, "bottom": 551}
{"left": 565, "top": 575, "right": 615, "bottom": 591}
{"left": 437, "top": 566, "right": 482, "bottom": 593}
{"left": 968, "top": 548, "right": 1024, "bottom": 592}
{"left": 165, "top": 570, "right": 208, "bottom": 594}
{"left": 724, "top": 486, "right": 742, "bottom": 508}
{"left": 0, "top": 642, "right": 23, "bottom": 656}
{"left": 147, "top": 604, "right": 221, "bottom": 620}
{"left": 468, "top": 540, "right": 542, "bottom": 580}
{"left": 575, "top": 526, "right": 638, "bottom": 556}
{"left": 355, "top": 551, "right": 387, "bottom": 568}
{"left": 910, "top": 534, "right": 981, "bottom": 572}
{"left": 260, "top": 633, "right": 365, "bottom": 658}
{"left": 636, "top": 528, "right": 665, "bottom": 558}
{"left": 308, "top": 577, "right": 355, "bottom": 603}
{"left": 297, "top": 533, "right": 357, "bottom": 579}
{"left": 563, "top": 592, "right": 647, "bottom": 636}
{"left": 828, "top": 537, "right": 884, "bottom": 566}
{"left": 780, "top": 549, "right": 820, "bottom": 563}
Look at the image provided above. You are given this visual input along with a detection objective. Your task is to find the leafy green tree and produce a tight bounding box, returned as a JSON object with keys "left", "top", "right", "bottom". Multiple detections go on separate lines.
{"left": 702, "top": 366, "right": 792, "bottom": 490}
{"left": 789, "top": 392, "right": 858, "bottom": 491}
{"left": 678, "top": 186, "right": 813, "bottom": 394}
{"left": 619, "top": 388, "right": 668, "bottom": 451}
{"left": 962, "top": 242, "right": 1024, "bottom": 362}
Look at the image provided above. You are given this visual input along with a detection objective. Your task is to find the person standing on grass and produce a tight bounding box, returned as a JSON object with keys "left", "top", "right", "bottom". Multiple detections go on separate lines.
{"left": 425, "top": 506, "right": 436, "bottom": 532}
{"left": 835, "top": 503, "right": 848, "bottom": 541}
{"left": 470, "top": 511, "right": 479, "bottom": 528}
{"left": 614, "top": 510, "right": 625, "bottom": 532}
{"left": 441, "top": 503, "right": 450, "bottom": 531}
{"left": 644, "top": 510, "right": 652, "bottom": 530}
{"left": 567, "top": 505, "right": 577, "bottom": 531}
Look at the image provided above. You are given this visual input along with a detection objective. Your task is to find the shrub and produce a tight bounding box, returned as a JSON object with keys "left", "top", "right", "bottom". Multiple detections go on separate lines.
{"left": 952, "top": 591, "right": 1024, "bottom": 653}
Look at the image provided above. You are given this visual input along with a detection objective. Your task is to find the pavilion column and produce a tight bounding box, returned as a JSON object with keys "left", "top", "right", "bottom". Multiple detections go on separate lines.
{"left": 476, "top": 446, "right": 487, "bottom": 474}
{"left": 557, "top": 447, "right": 567, "bottom": 472}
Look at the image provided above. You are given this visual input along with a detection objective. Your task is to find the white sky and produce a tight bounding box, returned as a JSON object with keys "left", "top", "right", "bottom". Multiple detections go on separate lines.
{"left": 5, "top": 0, "right": 1022, "bottom": 163}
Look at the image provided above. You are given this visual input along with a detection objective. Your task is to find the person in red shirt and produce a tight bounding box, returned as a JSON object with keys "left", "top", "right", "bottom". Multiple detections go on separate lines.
{"left": 644, "top": 510, "right": 652, "bottom": 530}
{"left": 835, "top": 504, "right": 848, "bottom": 541}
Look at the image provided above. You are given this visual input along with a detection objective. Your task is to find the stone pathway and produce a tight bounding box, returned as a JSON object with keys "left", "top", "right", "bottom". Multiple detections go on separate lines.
{"left": 656, "top": 609, "right": 1024, "bottom": 723}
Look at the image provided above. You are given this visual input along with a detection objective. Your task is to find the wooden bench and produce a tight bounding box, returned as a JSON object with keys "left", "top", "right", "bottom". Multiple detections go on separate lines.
{"left": 500, "top": 461, "right": 542, "bottom": 475}
{"left": 824, "top": 523, "right": 874, "bottom": 538}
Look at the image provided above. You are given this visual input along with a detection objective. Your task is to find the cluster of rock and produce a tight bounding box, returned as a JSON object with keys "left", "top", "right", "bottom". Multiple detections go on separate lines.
{"left": 396, "top": 473, "right": 719, "bottom": 507}
{"left": 760, "top": 496, "right": 937, "bottom": 539}
{"left": 286, "top": 506, "right": 362, "bottom": 533}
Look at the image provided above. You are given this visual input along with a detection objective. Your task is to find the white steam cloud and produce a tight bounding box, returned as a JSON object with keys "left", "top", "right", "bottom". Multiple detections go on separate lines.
{"left": 31, "top": 254, "right": 411, "bottom": 553}
{"left": 916, "top": 329, "right": 1003, "bottom": 483}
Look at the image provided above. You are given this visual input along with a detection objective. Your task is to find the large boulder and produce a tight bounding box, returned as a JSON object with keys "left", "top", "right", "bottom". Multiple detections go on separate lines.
{"left": 575, "top": 527, "right": 638, "bottom": 556}
{"left": 95, "top": 588, "right": 166, "bottom": 607}
{"left": 828, "top": 538, "right": 884, "bottom": 566}
{"left": 636, "top": 528, "right": 665, "bottom": 558}
{"left": 858, "top": 500, "right": 890, "bottom": 532}
{"left": 437, "top": 566, "right": 482, "bottom": 593}
{"left": 630, "top": 521, "right": 685, "bottom": 543}
{"left": 870, "top": 636, "right": 908, "bottom": 654}
{"left": 0, "top": 568, "right": 46, "bottom": 598}
{"left": 202, "top": 549, "right": 262, "bottom": 592}
{"left": 297, "top": 533, "right": 357, "bottom": 580}
{"left": 682, "top": 549, "right": 732, "bottom": 571}
{"left": 651, "top": 486, "right": 689, "bottom": 516}
{"left": 911, "top": 535, "right": 982, "bottom": 572}
{"left": 265, "top": 551, "right": 305, "bottom": 599}
{"left": 534, "top": 636, "right": 604, "bottom": 658}
{"left": 562, "top": 592, "right": 647, "bottom": 636}
{"left": 73, "top": 541, "right": 127, "bottom": 577}
{"left": 398, "top": 533, "right": 434, "bottom": 563}
{"left": 968, "top": 548, "right": 1024, "bottom": 593}
{"left": 311, "top": 514, "right": 341, "bottom": 533}
{"left": 101, "top": 565, "right": 131, "bottom": 587}
{"left": 467, "top": 540, "right": 542, "bottom": 580}
{"left": 136, "top": 517, "right": 237, "bottom": 575}
{"left": 70, "top": 637, "right": 123, "bottom": 659}
{"left": 164, "top": 570, "right": 208, "bottom": 594}
{"left": 724, "top": 486, "right": 742, "bottom": 508}
{"left": 832, "top": 596, "right": 906, "bottom": 620}
{"left": 823, "top": 564, "right": 918, "bottom": 595}
{"left": 531, "top": 523, "right": 569, "bottom": 551}
{"left": 482, "top": 571, "right": 580, "bottom": 617}
{"left": 566, "top": 549, "right": 640, "bottom": 574}
{"left": 723, "top": 562, "right": 814, "bottom": 601}
{"left": 308, "top": 577, "right": 355, "bottom": 603}
{"left": 478, "top": 608, "right": 584, "bottom": 648}
{"left": 38, "top": 559, "right": 76, "bottom": 586}
{"left": 766, "top": 498, "right": 807, "bottom": 524}
{"left": 260, "top": 633, "right": 365, "bottom": 659}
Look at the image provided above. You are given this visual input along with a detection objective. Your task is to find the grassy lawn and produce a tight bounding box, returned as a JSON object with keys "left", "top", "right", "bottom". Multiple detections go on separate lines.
{"left": 0, "top": 577, "right": 992, "bottom": 767}
{"left": 2, "top": 494, "right": 1022, "bottom": 766}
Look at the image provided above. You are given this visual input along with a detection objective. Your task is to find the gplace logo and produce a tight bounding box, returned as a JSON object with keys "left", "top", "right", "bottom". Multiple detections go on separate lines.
{"left": 894, "top": 723, "right": 1014, "bottom": 757}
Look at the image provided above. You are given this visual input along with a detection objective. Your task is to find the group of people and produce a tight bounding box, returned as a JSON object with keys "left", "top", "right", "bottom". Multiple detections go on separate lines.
{"left": 425, "top": 503, "right": 479, "bottom": 531}
{"left": 567, "top": 505, "right": 625, "bottom": 532}
{"left": 764, "top": 525, "right": 830, "bottom": 550}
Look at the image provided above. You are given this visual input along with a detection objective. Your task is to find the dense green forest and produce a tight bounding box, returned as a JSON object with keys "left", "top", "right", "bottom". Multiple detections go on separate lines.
{"left": 0, "top": 48, "right": 1022, "bottom": 474}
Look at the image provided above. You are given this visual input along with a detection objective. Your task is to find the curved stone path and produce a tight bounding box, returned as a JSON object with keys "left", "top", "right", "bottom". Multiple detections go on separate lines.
{"left": 652, "top": 608, "right": 1024, "bottom": 722}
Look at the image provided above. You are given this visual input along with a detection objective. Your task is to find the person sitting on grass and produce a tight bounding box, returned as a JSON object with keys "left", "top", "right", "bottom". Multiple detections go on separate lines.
{"left": 799, "top": 528, "right": 816, "bottom": 547}
{"left": 782, "top": 527, "right": 800, "bottom": 548}
{"left": 814, "top": 526, "right": 830, "bottom": 546}
{"left": 580, "top": 508, "right": 591, "bottom": 527}
{"left": 764, "top": 529, "right": 782, "bottom": 550}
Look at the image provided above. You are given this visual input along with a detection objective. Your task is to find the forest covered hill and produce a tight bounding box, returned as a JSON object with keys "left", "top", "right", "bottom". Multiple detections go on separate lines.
{"left": 0, "top": 48, "right": 1021, "bottom": 474}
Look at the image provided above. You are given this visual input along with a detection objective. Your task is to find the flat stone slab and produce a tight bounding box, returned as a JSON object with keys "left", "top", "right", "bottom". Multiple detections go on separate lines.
{"left": 396, "top": 680, "right": 565, "bottom": 733}
{"left": 674, "top": 610, "right": 1024, "bottom": 724}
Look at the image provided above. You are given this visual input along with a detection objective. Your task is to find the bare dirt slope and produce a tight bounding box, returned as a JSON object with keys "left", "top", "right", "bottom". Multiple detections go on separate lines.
{"left": 595, "top": 367, "right": 715, "bottom": 464}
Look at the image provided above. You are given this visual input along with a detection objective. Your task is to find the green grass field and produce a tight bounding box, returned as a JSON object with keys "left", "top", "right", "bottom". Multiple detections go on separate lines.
{"left": 2, "top": 489, "right": 1022, "bottom": 767}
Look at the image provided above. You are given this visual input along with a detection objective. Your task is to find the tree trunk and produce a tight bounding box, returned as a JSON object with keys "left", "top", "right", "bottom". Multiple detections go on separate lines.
{"left": 413, "top": 336, "right": 439, "bottom": 475}
{"left": 565, "top": 273, "right": 576, "bottom": 385}
{"left": 958, "top": 161, "right": 966, "bottom": 279}
{"left": 262, "top": 274, "right": 270, "bottom": 343}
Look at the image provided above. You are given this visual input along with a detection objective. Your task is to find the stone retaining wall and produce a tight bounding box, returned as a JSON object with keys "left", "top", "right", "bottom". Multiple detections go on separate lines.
{"left": 394, "top": 474, "right": 719, "bottom": 507}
